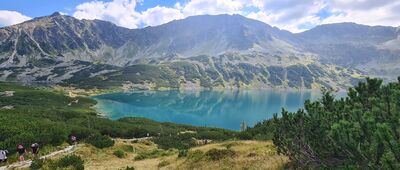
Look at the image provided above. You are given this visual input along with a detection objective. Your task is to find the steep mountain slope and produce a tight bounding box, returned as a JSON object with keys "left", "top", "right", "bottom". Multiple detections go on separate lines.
{"left": 70, "top": 53, "right": 360, "bottom": 90}
{"left": 126, "top": 14, "right": 299, "bottom": 60}
{"left": 295, "top": 23, "right": 400, "bottom": 79}
{"left": 0, "top": 12, "right": 135, "bottom": 66}
{"left": 0, "top": 13, "right": 300, "bottom": 67}
{"left": 2, "top": 12, "right": 397, "bottom": 89}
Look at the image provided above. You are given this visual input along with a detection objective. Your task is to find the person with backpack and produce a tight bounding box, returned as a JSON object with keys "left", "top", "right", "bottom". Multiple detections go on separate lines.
{"left": 0, "top": 149, "right": 8, "bottom": 164}
{"left": 71, "top": 135, "right": 77, "bottom": 146}
{"left": 16, "top": 144, "right": 26, "bottom": 161}
{"left": 31, "top": 143, "right": 40, "bottom": 158}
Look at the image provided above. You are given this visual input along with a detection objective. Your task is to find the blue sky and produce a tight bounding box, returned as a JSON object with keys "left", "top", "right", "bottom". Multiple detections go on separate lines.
{"left": 0, "top": 0, "right": 185, "bottom": 17}
{"left": 0, "top": 0, "right": 399, "bottom": 32}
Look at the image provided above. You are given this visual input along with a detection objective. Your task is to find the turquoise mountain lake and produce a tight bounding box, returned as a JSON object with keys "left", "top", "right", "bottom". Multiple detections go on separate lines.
{"left": 93, "top": 90, "right": 339, "bottom": 131}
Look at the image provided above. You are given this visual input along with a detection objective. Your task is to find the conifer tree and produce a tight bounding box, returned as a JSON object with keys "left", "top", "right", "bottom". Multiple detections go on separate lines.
{"left": 272, "top": 77, "right": 400, "bottom": 168}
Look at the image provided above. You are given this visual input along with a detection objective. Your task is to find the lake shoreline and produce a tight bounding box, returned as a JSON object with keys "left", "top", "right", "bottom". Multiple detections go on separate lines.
{"left": 50, "top": 83, "right": 349, "bottom": 98}
{"left": 90, "top": 90, "right": 333, "bottom": 131}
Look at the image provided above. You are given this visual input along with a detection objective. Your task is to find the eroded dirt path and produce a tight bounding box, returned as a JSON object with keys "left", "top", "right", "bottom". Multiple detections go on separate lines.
{"left": 0, "top": 145, "right": 80, "bottom": 170}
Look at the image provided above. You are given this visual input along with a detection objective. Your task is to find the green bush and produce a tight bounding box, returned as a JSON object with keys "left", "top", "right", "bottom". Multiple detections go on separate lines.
{"left": 223, "top": 142, "right": 239, "bottom": 149}
{"left": 178, "top": 149, "right": 188, "bottom": 158}
{"left": 139, "top": 140, "right": 152, "bottom": 146}
{"left": 158, "top": 160, "right": 170, "bottom": 167}
{"left": 187, "top": 150, "right": 204, "bottom": 161}
{"left": 113, "top": 149, "right": 126, "bottom": 158}
{"left": 205, "top": 149, "right": 235, "bottom": 161}
{"left": 153, "top": 134, "right": 195, "bottom": 150}
{"left": 133, "top": 154, "right": 147, "bottom": 161}
{"left": 121, "top": 145, "right": 134, "bottom": 152}
{"left": 242, "top": 119, "right": 274, "bottom": 140}
{"left": 30, "top": 159, "right": 44, "bottom": 170}
{"left": 237, "top": 131, "right": 252, "bottom": 140}
{"left": 70, "top": 127, "right": 93, "bottom": 141}
{"left": 197, "top": 130, "right": 231, "bottom": 140}
{"left": 134, "top": 149, "right": 173, "bottom": 160}
{"left": 56, "top": 155, "right": 84, "bottom": 170}
{"left": 273, "top": 77, "right": 400, "bottom": 168}
{"left": 125, "top": 166, "right": 135, "bottom": 170}
{"left": 86, "top": 134, "right": 114, "bottom": 148}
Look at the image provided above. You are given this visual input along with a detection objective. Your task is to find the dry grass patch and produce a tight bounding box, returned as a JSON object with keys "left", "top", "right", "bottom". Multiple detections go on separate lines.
{"left": 173, "top": 140, "right": 288, "bottom": 170}
{"left": 73, "top": 139, "right": 159, "bottom": 170}
{"left": 67, "top": 139, "right": 287, "bottom": 170}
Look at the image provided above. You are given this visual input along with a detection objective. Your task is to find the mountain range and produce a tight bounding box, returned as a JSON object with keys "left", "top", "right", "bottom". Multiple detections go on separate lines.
{"left": 0, "top": 12, "right": 399, "bottom": 90}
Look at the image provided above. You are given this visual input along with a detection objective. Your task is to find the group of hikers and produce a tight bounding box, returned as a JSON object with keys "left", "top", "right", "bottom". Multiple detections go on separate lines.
{"left": 0, "top": 135, "right": 77, "bottom": 165}
{"left": 0, "top": 143, "right": 39, "bottom": 164}
{"left": 17, "top": 143, "right": 40, "bottom": 161}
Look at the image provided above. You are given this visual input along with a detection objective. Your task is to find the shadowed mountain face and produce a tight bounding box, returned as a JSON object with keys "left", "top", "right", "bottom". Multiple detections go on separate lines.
{"left": 294, "top": 23, "right": 400, "bottom": 77}
{"left": 0, "top": 13, "right": 299, "bottom": 66}
{"left": 0, "top": 12, "right": 133, "bottom": 66}
{"left": 130, "top": 14, "right": 297, "bottom": 58}
{"left": 0, "top": 13, "right": 398, "bottom": 89}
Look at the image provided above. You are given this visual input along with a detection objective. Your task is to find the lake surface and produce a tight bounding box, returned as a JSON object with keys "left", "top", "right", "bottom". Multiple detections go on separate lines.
{"left": 93, "top": 90, "right": 335, "bottom": 131}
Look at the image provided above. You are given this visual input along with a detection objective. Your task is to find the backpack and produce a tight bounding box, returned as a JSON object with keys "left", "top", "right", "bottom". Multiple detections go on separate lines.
{"left": 0, "top": 150, "right": 8, "bottom": 160}
{"left": 31, "top": 143, "right": 39, "bottom": 148}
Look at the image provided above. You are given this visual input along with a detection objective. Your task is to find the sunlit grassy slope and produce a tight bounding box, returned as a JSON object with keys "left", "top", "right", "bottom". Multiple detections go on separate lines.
{"left": 71, "top": 139, "right": 288, "bottom": 170}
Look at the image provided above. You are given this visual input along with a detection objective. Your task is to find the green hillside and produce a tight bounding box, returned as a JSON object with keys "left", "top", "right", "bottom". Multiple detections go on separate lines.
{"left": 68, "top": 54, "right": 362, "bottom": 90}
{"left": 0, "top": 82, "right": 236, "bottom": 158}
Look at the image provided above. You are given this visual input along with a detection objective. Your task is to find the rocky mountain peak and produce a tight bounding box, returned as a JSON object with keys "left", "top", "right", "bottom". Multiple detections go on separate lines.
{"left": 0, "top": 13, "right": 399, "bottom": 87}
{"left": 50, "top": 12, "right": 62, "bottom": 17}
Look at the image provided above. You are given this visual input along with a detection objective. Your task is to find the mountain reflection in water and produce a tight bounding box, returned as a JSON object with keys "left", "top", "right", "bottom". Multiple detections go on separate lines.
{"left": 93, "top": 90, "right": 333, "bottom": 130}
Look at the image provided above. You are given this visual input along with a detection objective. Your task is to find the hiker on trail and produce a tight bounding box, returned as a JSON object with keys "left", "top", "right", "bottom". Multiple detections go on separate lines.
{"left": 31, "top": 143, "right": 40, "bottom": 158}
{"left": 0, "top": 149, "right": 8, "bottom": 164}
{"left": 71, "top": 135, "right": 77, "bottom": 146}
{"left": 16, "top": 144, "right": 26, "bottom": 161}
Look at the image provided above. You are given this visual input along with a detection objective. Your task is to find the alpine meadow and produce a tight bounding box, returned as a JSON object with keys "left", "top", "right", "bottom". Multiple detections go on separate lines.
{"left": 0, "top": 0, "right": 400, "bottom": 169}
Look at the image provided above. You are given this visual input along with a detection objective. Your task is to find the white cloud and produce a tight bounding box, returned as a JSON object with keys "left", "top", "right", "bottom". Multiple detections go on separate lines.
{"left": 139, "top": 0, "right": 249, "bottom": 27}
{"left": 73, "top": 0, "right": 141, "bottom": 28}
{"left": 59, "top": 12, "right": 69, "bottom": 16}
{"left": 246, "top": 0, "right": 400, "bottom": 32}
{"left": 1, "top": 0, "right": 398, "bottom": 35}
{"left": 330, "top": 0, "right": 394, "bottom": 10}
{"left": 323, "top": 0, "right": 400, "bottom": 27}
{"left": 180, "top": 0, "right": 245, "bottom": 16}
{"left": 71, "top": 0, "right": 250, "bottom": 29}
{"left": 0, "top": 10, "right": 31, "bottom": 27}
{"left": 70, "top": 0, "right": 400, "bottom": 33}
{"left": 247, "top": 11, "right": 321, "bottom": 33}
{"left": 246, "top": 0, "right": 326, "bottom": 32}
{"left": 141, "top": 6, "right": 184, "bottom": 26}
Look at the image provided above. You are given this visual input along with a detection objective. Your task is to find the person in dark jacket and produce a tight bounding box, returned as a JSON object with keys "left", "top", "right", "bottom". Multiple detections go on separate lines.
{"left": 71, "top": 135, "right": 77, "bottom": 146}
{"left": 16, "top": 144, "right": 26, "bottom": 161}
{"left": 31, "top": 143, "right": 40, "bottom": 158}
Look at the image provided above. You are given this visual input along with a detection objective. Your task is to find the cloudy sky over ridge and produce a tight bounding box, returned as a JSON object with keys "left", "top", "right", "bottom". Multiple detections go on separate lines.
{"left": 0, "top": 0, "right": 399, "bottom": 32}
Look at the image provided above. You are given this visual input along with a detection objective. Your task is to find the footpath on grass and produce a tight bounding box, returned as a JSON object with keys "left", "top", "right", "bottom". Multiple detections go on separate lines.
{"left": 0, "top": 145, "right": 80, "bottom": 170}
